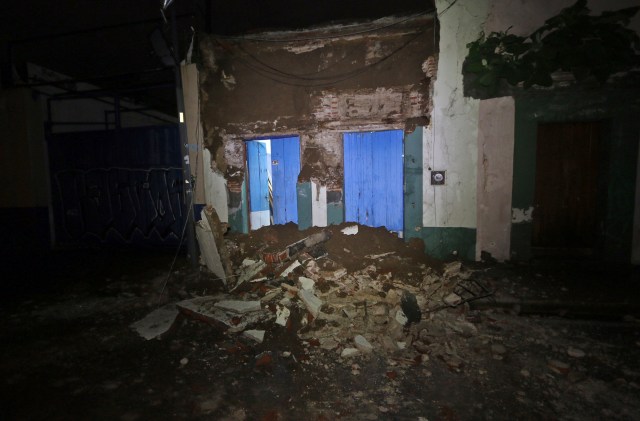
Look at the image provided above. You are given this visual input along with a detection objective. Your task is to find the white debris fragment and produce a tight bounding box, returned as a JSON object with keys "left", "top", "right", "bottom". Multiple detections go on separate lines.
{"left": 320, "top": 337, "right": 339, "bottom": 350}
{"left": 298, "top": 276, "right": 315, "bottom": 291}
{"left": 242, "top": 258, "right": 257, "bottom": 267}
{"left": 234, "top": 261, "right": 266, "bottom": 289}
{"left": 365, "top": 251, "right": 395, "bottom": 259}
{"left": 341, "top": 225, "right": 359, "bottom": 235}
{"left": 443, "top": 261, "right": 462, "bottom": 277}
{"left": 395, "top": 309, "right": 408, "bottom": 325}
{"left": 443, "top": 292, "right": 463, "bottom": 306}
{"left": 130, "top": 304, "right": 179, "bottom": 340}
{"left": 281, "top": 260, "right": 302, "bottom": 277}
{"left": 298, "top": 289, "right": 323, "bottom": 318}
{"left": 214, "top": 300, "right": 262, "bottom": 314}
{"left": 243, "top": 330, "right": 265, "bottom": 343}
{"left": 195, "top": 217, "right": 226, "bottom": 282}
{"left": 275, "top": 305, "right": 291, "bottom": 326}
{"left": 341, "top": 348, "right": 360, "bottom": 358}
{"left": 180, "top": 357, "right": 189, "bottom": 366}
{"left": 354, "top": 335, "right": 374, "bottom": 353}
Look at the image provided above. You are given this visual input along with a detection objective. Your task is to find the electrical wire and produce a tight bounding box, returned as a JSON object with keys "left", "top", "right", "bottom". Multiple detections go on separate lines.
{"left": 219, "top": 29, "right": 426, "bottom": 88}
{"left": 231, "top": 29, "right": 424, "bottom": 81}
{"left": 437, "top": 0, "right": 460, "bottom": 17}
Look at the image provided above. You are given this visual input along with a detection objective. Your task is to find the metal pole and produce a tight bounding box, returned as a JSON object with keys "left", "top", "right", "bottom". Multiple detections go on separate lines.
{"left": 171, "top": 7, "right": 198, "bottom": 266}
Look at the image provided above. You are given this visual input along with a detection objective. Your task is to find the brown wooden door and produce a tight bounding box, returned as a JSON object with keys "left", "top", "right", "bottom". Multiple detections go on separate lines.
{"left": 532, "top": 122, "right": 602, "bottom": 253}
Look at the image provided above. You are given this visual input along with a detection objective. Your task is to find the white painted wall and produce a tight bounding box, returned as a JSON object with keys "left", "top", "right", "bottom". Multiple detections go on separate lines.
{"left": 203, "top": 146, "right": 229, "bottom": 223}
{"left": 424, "top": 0, "right": 490, "bottom": 228}
{"left": 311, "top": 181, "right": 328, "bottom": 227}
{"left": 476, "top": 97, "right": 515, "bottom": 261}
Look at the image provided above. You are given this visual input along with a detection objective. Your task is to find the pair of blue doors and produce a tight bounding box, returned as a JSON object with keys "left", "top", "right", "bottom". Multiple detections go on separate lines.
{"left": 247, "top": 130, "right": 403, "bottom": 232}
{"left": 246, "top": 136, "right": 300, "bottom": 230}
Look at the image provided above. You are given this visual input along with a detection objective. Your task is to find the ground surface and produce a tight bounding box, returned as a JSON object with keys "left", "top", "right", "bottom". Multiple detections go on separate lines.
{"left": 1, "top": 225, "right": 639, "bottom": 420}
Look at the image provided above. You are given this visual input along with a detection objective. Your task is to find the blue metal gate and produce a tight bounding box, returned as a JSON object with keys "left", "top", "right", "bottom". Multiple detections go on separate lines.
{"left": 47, "top": 125, "right": 184, "bottom": 247}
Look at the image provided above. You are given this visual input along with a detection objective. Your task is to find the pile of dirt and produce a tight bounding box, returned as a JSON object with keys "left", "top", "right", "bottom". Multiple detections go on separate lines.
{"left": 228, "top": 222, "right": 441, "bottom": 279}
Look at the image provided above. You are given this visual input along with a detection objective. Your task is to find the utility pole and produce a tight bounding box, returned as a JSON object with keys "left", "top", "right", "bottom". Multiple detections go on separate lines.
{"left": 170, "top": 5, "right": 198, "bottom": 266}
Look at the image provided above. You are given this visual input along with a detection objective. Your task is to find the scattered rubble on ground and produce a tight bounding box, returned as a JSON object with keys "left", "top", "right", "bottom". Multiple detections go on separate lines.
{"left": 133, "top": 222, "right": 495, "bottom": 368}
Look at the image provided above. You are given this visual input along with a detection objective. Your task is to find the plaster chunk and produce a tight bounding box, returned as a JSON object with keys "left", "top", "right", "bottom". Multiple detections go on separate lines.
{"left": 214, "top": 300, "right": 262, "bottom": 314}
{"left": 298, "top": 289, "right": 323, "bottom": 318}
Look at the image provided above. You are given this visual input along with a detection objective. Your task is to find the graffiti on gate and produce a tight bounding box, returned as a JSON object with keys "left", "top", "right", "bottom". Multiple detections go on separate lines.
{"left": 53, "top": 166, "right": 185, "bottom": 245}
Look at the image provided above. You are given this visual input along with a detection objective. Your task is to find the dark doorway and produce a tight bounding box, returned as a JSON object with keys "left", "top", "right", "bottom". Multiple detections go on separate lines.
{"left": 246, "top": 136, "right": 300, "bottom": 230}
{"left": 532, "top": 121, "right": 603, "bottom": 256}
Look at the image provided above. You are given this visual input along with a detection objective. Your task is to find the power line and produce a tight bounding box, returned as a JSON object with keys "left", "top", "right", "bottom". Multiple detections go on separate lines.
{"left": 218, "top": 29, "right": 426, "bottom": 88}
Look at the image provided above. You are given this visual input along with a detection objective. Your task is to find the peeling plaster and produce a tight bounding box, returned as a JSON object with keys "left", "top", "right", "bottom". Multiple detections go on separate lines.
{"left": 284, "top": 40, "right": 326, "bottom": 54}
{"left": 423, "top": 0, "right": 490, "bottom": 229}
{"left": 511, "top": 206, "right": 534, "bottom": 223}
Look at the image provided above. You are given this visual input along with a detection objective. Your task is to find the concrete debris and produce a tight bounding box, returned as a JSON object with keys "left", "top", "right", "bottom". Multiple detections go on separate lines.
{"left": 443, "top": 292, "right": 463, "bottom": 306}
{"left": 365, "top": 251, "right": 395, "bottom": 259}
{"left": 395, "top": 308, "right": 408, "bottom": 326}
{"left": 241, "top": 258, "right": 257, "bottom": 267}
{"left": 151, "top": 224, "right": 496, "bottom": 371}
{"left": 341, "top": 348, "right": 360, "bottom": 358}
{"left": 195, "top": 211, "right": 226, "bottom": 282}
{"left": 176, "top": 296, "right": 267, "bottom": 332}
{"left": 443, "top": 261, "right": 462, "bottom": 278}
{"left": 214, "top": 300, "right": 262, "bottom": 314}
{"left": 320, "top": 267, "right": 347, "bottom": 281}
{"left": 243, "top": 329, "right": 265, "bottom": 343}
{"left": 263, "top": 230, "right": 332, "bottom": 263}
{"left": 130, "top": 304, "right": 179, "bottom": 340}
{"left": 202, "top": 205, "right": 233, "bottom": 279}
{"left": 319, "top": 337, "right": 339, "bottom": 350}
{"left": 354, "top": 335, "right": 374, "bottom": 353}
{"left": 280, "top": 260, "right": 302, "bottom": 277}
{"left": 297, "top": 276, "right": 315, "bottom": 291}
{"left": 341, "top": 225, "right": 359, "bottom": 235}
{"left": 233, "top": 260, "right": 267, "bottom": 291}
{"left": 275, "top": 305, "right": 290, "bottom": 326}
{"left": 298, "top": 289, "right": 323, "bottom": 318}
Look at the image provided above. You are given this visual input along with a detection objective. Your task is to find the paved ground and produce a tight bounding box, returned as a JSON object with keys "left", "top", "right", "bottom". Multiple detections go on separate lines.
{"left": 1, "top": 243, "right": 639, "bottom": 420}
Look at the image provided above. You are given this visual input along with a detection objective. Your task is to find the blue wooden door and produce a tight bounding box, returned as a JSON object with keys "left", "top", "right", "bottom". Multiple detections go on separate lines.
{"left": 344, "top": 130, "right": 403, "bottom": 231}
{"left": 270, "top": 136, "right": 300, "bottom": 225}
{"left": 246, "top": 140, "right": 271, "bottom": 229}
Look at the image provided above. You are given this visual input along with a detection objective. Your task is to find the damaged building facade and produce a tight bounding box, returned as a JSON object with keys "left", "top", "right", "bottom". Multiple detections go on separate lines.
{"left": 195, "top": 13, "right": 435, "bottom": 243}
{"left": 183, "top": 0, "right": 640, "bottom": 263}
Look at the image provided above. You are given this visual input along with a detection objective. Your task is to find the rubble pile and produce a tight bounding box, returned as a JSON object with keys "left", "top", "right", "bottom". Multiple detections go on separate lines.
{"left": 133, "top": 221, "right": 493, "bottom": 368}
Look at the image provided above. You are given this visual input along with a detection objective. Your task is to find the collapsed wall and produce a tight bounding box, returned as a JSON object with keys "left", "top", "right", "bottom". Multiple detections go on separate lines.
{"left": 197, "top": 13, "right": 436, "bottom": 232}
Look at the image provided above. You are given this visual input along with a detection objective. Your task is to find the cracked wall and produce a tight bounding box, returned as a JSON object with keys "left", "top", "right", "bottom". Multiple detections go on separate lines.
{"left": 198, "top": 14, "right": 435, "bottom": 232}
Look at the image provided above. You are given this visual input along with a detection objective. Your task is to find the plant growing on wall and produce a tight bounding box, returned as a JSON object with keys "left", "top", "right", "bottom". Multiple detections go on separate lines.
{"left": 463, "top": 0, "right": 640, "bottom": 99}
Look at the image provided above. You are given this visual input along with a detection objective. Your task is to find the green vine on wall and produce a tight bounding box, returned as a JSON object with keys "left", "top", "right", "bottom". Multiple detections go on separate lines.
{"left": 462, "top": 0, "right": 640, "bottom": 99}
